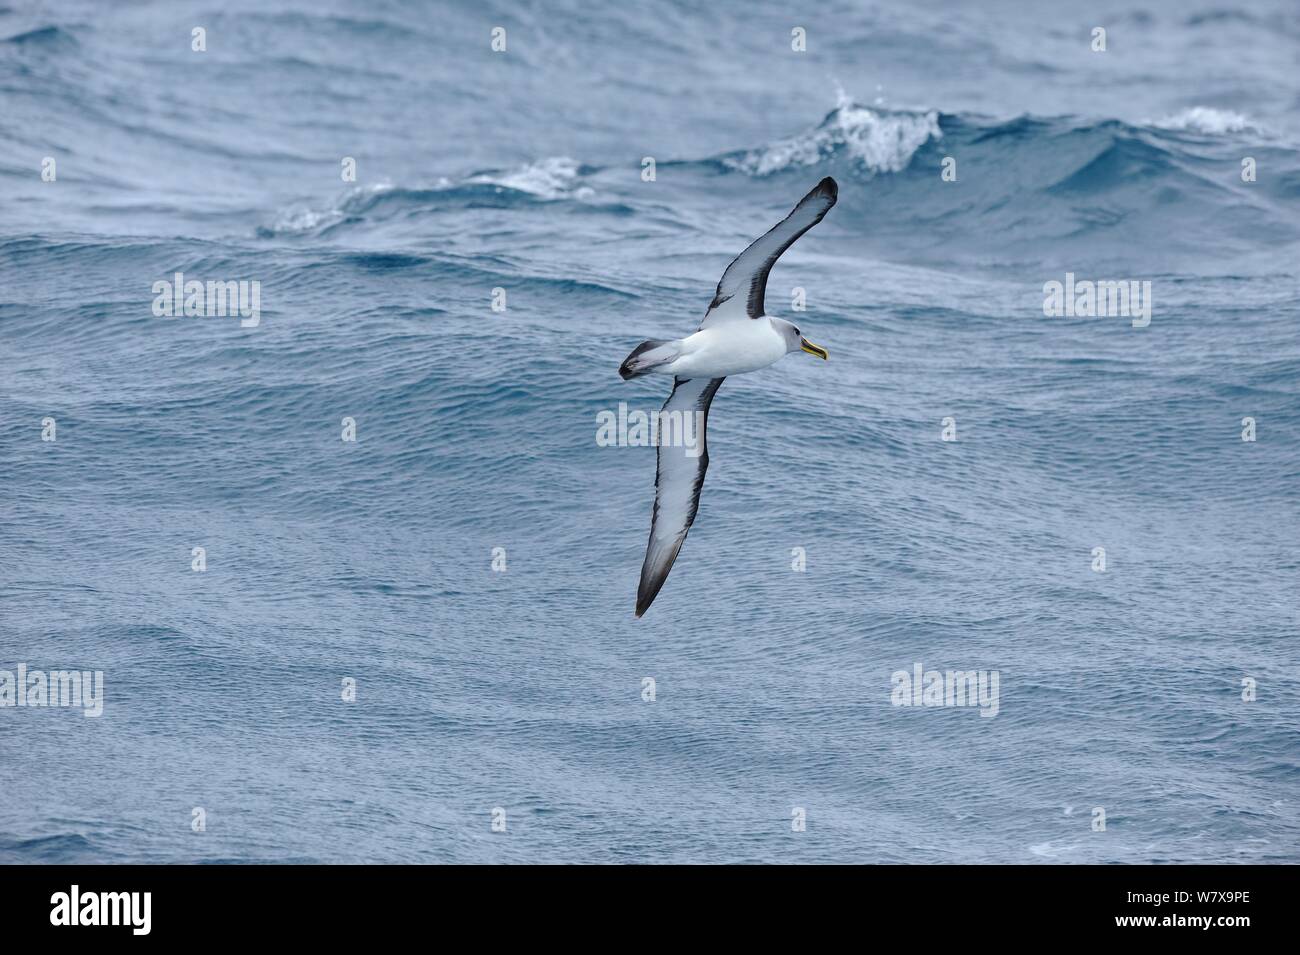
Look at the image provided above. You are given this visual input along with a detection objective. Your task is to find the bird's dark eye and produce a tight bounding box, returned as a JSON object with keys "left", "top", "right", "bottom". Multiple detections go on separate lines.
{"left": 793, "top": 327, "right": 801, "bottom": 336}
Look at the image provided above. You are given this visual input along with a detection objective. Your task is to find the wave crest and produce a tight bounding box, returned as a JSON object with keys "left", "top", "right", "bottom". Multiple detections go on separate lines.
{"left": 1150, "top": 106, "right": 1258, "bottom": 135}
{"left": 725, "top": 96, "right": 941, "bottom": 177}
{"left": 260, "top": 158, "right": 595, "bottom": 236}
{"left": 465, "top": 156, "right": 594, "bottom": 200}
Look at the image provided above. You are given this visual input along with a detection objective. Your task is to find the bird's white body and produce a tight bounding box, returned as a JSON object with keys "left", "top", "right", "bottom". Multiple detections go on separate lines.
{"left": 657, "top": 317, "right": 789, "bottom": 379}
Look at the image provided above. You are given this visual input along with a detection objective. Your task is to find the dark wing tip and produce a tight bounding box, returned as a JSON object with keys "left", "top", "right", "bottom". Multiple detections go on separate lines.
{"left": 635, "top": 537, "right": 684, "bottom": 618}
{"left": 816, "top": 176, "right": 838, "bottom": 203}
{"left": 635, "top": 577, "right": 657, "bottom": 617}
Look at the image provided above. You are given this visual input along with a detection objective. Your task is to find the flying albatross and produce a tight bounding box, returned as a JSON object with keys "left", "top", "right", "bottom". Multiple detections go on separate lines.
{"left": 618, "top": 176, "right": 837, "bottom": 617}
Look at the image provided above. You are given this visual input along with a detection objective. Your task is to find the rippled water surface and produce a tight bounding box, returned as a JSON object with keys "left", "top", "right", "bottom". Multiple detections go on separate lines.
{"left": 1, "top": 0, "right": 1298, "bottom": 863}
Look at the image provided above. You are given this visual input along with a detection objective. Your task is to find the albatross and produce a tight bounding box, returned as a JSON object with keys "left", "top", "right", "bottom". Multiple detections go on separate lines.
{"left": 618, "top": 176, "right": 837, "bottom": 617}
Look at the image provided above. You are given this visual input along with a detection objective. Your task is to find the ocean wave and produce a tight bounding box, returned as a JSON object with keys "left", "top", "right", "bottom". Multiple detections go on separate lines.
{"left": 249, "top": 97, "right": 1297, "bottom": 270}
{"left": 465, "top": 157, "right": 595, "bottom": 200}
{"left": 724, "top": 95, "right": 942, "bottom": 177}
{"left": 260, "top": 158, "right": 596, "bottom": 237}
{"left": 0, "top": 24, "right": 76, "bottom": 47}
{"left": 1149, "top": 106, "right": 1258, "bottom": 135}
{"left": 0, "top": 832, "right": 98, "bottom": 863}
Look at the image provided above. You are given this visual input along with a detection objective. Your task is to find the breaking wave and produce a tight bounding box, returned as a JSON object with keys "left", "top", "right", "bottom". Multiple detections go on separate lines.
{"left": 725, "top": 96, "right": 942, "bottom": 176}
{"left": 1150, "top": 106, "right": 1259, "bottom": 135}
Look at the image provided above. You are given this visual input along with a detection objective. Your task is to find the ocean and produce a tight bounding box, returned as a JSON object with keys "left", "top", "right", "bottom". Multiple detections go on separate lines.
{"left": 1, "top": 0, "right": 1297, "bottom": 863}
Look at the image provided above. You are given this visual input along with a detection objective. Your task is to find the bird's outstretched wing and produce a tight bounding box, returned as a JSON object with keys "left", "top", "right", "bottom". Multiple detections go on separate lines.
{"left": 636, "top": 376, "right": 726, "bottom": 617}
{"left": 700, "top": 176, "right": 838, "bottom": 329}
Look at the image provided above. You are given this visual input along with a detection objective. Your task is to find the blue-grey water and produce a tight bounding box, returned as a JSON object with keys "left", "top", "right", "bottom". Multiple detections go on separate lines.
{"left": 1, "top": 0, "right": 1298, "bottom": 863}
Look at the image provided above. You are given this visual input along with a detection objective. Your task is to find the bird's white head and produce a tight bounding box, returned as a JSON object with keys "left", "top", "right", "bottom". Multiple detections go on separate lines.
{"left": 772, "top": 318, "right": 829, "bottom": 361}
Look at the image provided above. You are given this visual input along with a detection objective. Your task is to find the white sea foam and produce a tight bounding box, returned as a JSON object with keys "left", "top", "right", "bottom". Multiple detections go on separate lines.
{"left": 263, "top": 160, "right": 592, "bottom": 236}
{"left": 1151, "top": 106, "right": 1256, "bottom": 135}
{"left": 467, "top": 157, "right": 594, "bottom": 199}
{"left": 727, "top": 94, "right": 941, "bottom": 176}
{"left": 268, "top": 182, "right": 394, "bottom": 234}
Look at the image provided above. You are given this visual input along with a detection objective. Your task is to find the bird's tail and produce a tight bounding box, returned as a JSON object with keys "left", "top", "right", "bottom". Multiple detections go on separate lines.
{"left": 619, "top": 339, "right": 678, "bottom": 380}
